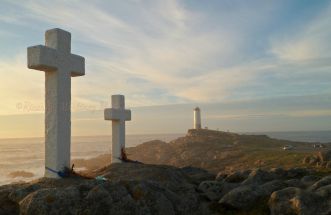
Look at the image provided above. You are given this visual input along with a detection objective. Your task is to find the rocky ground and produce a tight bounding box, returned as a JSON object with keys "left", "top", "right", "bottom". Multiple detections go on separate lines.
{"left": 1, "top": 129, "right": 331, "bottom": 214}
{"left": 203, "top": 167, "right": 331, "bottom": 214}
{"left": 2, "top": 163, "right": 331, "bottom": 214}
{"left": 0, "top": 163, "right": 215, "bottom": 215}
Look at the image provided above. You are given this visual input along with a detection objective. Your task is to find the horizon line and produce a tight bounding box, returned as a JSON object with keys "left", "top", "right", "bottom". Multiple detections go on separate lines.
{"left": 1, "top": 129, "right": 330, "bottom": 141}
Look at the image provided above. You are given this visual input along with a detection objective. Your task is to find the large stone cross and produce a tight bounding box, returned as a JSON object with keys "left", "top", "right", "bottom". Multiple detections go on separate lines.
{"left": 104, "top": 95, "right": 131, "bottom": 163}
{"left": 27, "top": 28, "right": 85, "bottom": 178}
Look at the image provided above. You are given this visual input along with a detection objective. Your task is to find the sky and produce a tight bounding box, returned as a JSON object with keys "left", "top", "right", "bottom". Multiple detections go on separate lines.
{"left": 0, "top": 0, "right": 330, "bottom": 138}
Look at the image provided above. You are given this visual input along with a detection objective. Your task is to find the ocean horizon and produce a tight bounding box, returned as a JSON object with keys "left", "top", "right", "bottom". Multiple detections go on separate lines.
{"left": 0, "top": 130, "right": 330, "bottom": 185}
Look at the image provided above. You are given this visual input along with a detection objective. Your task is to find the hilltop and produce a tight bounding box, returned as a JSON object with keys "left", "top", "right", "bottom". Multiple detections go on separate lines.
{"left": 75, "top": 129, "right": 326, "bottom": 174}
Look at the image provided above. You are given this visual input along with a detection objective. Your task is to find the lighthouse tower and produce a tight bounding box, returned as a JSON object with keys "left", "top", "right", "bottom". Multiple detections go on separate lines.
{"left": 193, "top": 107, "right": 201, "bottom": 129}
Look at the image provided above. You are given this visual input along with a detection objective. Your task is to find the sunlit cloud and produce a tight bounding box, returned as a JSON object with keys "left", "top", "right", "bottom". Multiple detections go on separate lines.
{"left": 0, "top": 0, "right": 330, "bottom": 137}
{"left": 270, "top": 3, "right": 331, "bottom": 61}
{"left": 1, "top": 0, "right": 330, "bottom": 110}
{"left": 206, "top": 110, "right": 331, "bottom": 120}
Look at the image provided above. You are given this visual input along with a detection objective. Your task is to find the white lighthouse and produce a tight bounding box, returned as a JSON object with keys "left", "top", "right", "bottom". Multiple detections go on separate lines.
{"left": 193, "top": 107, "right": 201, "bottom": 129}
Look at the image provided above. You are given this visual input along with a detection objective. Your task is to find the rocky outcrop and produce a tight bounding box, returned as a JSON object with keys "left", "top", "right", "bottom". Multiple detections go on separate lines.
{"left": 0, "top": 163, "right": 214, "bottom": 215}
{"left": 197, "top": 167, "right": 331, "bottom": 214}
{"left": 303, "top": 150, "right": 331, "bottom": 169}
{"left": 318, "top": 150, "right": 331, "bottom": 163}
{"left": 219, "top": 185, "right": 265, "bottom": 209}
{"left": 268, "top": 187, "right": 327, "bottom": 215}
{"left": 198, "top": 180, "right": 238, "bottom": 201}
{"left": 1, "top": 163, "right": 330, "bottom": 215}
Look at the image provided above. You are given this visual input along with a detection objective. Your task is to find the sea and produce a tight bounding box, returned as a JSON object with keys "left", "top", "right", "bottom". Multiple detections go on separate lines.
{"left": 0, "top": 131, "right": 330, "bottom": 185}
{"left": 0, "top": 134, "right": 182, "bottom": 185}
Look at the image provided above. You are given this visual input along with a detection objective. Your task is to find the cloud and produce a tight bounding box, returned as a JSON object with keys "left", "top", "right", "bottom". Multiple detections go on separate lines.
{"left": 0, "top": 53, "right": 43, "bottom": 115}
{"left": 206, "top": 110, "right": 331, "bottom": 120}
{"left": 270, "top": 3, "right": 331, "bottom": 61}
{"left": 0, "top": 0, "right": 330, "bottom": 117}
{"left": 2, "top": 0, "right": 242, "bottom": 107}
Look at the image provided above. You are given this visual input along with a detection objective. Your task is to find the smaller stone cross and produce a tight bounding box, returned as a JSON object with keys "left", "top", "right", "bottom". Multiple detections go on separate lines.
{"left": 104, "top": 95, "right": 131, "bottom": 163}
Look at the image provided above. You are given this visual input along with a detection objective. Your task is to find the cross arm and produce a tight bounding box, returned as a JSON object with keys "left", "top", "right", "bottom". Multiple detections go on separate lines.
{"left": 69, "top": 54, "right": 85, "bottom": 77}
{"left": 104, "top": 108, "right": 131, "bottom": 121}
{"left": 27, "top": 45, "right": 59, "bottom": 72}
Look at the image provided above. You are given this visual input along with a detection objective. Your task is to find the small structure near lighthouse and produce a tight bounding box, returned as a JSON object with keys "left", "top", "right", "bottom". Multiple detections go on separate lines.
{"left": 104, "top": 95, "right": 131, "bottom": 163}
{"left": 193, "top": 107, "right": 201, "bottom": 129}
{"left": 27, "top": 28, "right": 85, "bottom": 178}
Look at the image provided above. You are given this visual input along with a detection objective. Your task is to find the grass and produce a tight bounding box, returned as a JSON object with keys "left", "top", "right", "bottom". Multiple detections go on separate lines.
{"left": 225, "top": 146, "right": 331, "bottom": 177}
